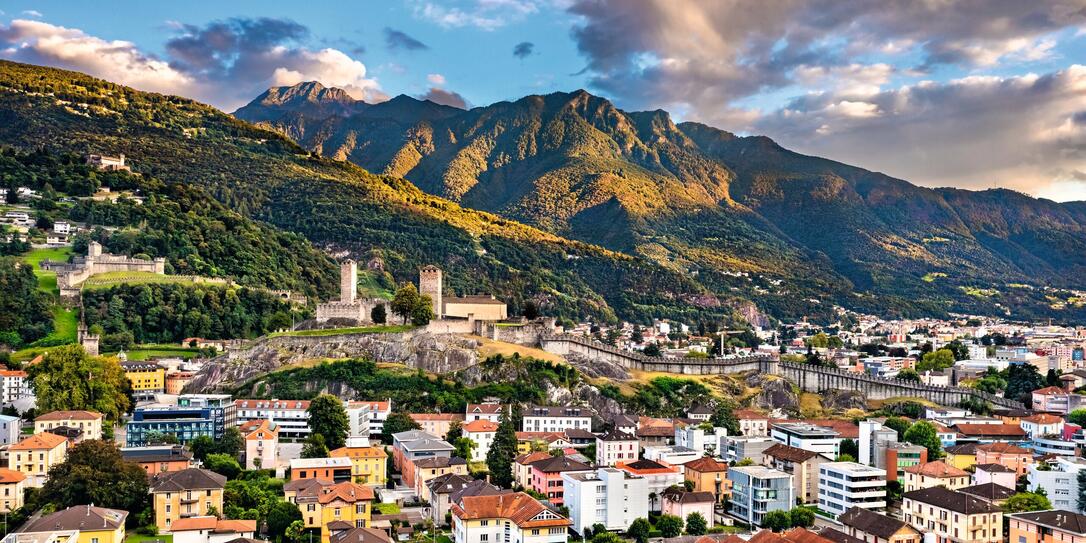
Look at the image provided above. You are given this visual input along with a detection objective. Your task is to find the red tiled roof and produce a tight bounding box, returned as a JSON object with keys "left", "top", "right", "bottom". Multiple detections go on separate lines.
{"left": 453, "top": 492, "right": 569, "bottom": 529}
{"left": 903, "top": 460, "right": 969, "bottom": 478}
{"left": 463, "top": 420, "right": 499, "bottom": 433}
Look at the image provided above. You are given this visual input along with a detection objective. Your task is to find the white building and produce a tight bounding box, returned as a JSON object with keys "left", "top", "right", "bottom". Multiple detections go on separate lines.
{"left": 522, "top": 406, "right": 591, "bottom": 433}
{"left": 345, "top": 400, "right": 391, "bottom": 438}
{"left": 643, "top": 445, "right": 701, "bottom": 467}
{"left": 465, "top": 403, "right": 503, "bottom": 423}
{"left": 53, "top": 222, "right": 71, "bottom": 235}
{"left": 1027, "top": 457, "right": 1086, "bottom": 513}
{"left": 595, "top": 430, "right": 638, "bottom": 467}
{"left": 771, "top": 423, "right": 840, "bottom": 458}
{"left": 462, "top": 419, "right": 498, "bottom": 462}
{"left": 452, "top": 492, "right": 570, "bottom": 543}
{"left": 674, "top": 425, "right": 727, "bottom": 456}
{"left": 234, "top": 399, "right": 310, "bottom": 439}
{"left": 0, "top": 370, "right": 30, "bottom": 406}
{"left": 818, "top": 462, "right": 887, "bottom": 518}
{"left": 563, "top": 468, "right": 649, "bottom": 535}
{"left": 727, "top": 465, "right": 794, "bottom": 527}
{"left": 0, "top": 415, "right": 20, "bottom": 446}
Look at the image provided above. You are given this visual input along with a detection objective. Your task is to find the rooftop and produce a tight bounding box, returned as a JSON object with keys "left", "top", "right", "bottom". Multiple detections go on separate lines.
{"left": 903, "top": 486, "right": 1002, "bottom": 514}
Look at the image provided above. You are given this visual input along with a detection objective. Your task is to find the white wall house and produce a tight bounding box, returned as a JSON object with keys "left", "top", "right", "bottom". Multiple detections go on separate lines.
{"left": 563, "top": 468, "right": 649, "bottom": 535}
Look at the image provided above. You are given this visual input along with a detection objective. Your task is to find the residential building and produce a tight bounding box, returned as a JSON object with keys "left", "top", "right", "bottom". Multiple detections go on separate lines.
{"left": 121, "top": 444, "right": 194, "bottom": 475}
{"left": 330, "top": 439, "right": 388, "bottom": 486}
{"left": 34, "top": 410, "right": 103, "bottom": 440}
{"left": 391, "top": 430, "right": 454, "bottom": 471}
{"left": 150, "top": 468, "right": 227, "bottom": 532}
{"left": 0, "top": 414, "right": 20, "bottom": 446}
{"left": 901, "top": 486, "right": 1002, "bottom": 543}
{"left": 952, "top": 423, "right": 1027, "bottom": 442}
{"left": 290, "top": 457, "right": 354, "bottom": 483}
{"left": 9, "top": 432, "right": 68, "bottom": 487}
{"left": 465, "top": 403, "right": 503, "bottom": 423}
{"left": 1021, "top": 414, "right": 1064, "bottom": 439}
{"left": 121, "top": 361, "right": 166, "bottom": 401}
{"left": 0, "top": 370, "right": 30, "bottom": 406}
{"left": 1008, "top": 510, "right": 1086, "bottom": 543}
{"left": 818, "top": 462, "right": 887, "bottom": 518}
{"left": 770, "top": 423, "right": 840, "bottom": 458}
{"left": 1033, "top": 386, "right": 1073, "bottom": 413}
{"left": 425, "top": 474, "right": 506, "bottom": 526}
{"left": 1027, "top": 457, "right": 1086, "bottom": 513}
{"left": 170, "top": 517, "right": 257, "bottom": 543}
{"left": 462, "top": 419, "right": 499, "bottom": 462}
{"left": 837, "top": 506, "right": 922, "bottom": 543}
{"left": 563, "top": 467, "right": 649, "bottom": 535}
{"left": 166, "top": 371, "right": 196, "bottom": 395}
{"left": 975, "top": 442, "right": 1032, "bottom": 476}
{"left": 736, "top": 410, "right": 771, "bottom": 437}
{"left": 522, "top": 406, "right": 591, "bottom": 433}
{"left": 764, "top": 443, "right": 830, "bottom": 505}
{"left": 412, "top": 455, "right": 470, "bottom": 497}
{"left": 239, "top": 419, "right": 278, "bottom": 470}
{"left": 595, "top": 429, "right": 639, "bottom": 467}
{"left": 295, "top": 480, "right": 375, "bottom": 543}
{"left": 859, "top": 420, "right": 898, "bottom": 467}
{"left": 528, "top": 456, "right": 592, "bottom": 505}
{"left": 20, "top": 506, "right": 127, "bottom": 543}
{"left": 902, "top": 461, "right": 970, "bottom": 492}
{"left": 721, "top": 436, "right": 776, "bottom": 465}
{"left": 515, "top": 432, "right": 575, "bottom": 454}
{"left": 683, "top": 456, "right": 731, "bottom": 503}
{"left": 514, "top": 452, "right": 551, "bottom": 489}
{"left": 451, "top": 492, "right": 570, "bottom": 543}
{"left": 234, "top": 399, "right": 310, "bottom": 440}
{"left": 1032, "top": 435, "right": 1078, "bottom": 457}
{"left": 884, "top": 442, "right": 927, "bottom": 482}
{"left": 0, "top": 468, "right": 25, "bottom": 513}
{"left": 643, "top": 445, "right": 701, "bottom": 467}
{"left": 958, "top": 483, "right": 1015, "bottom": 507}
{"left": 674, "top": 424, "right": 728, "bottom": 456}
{"left": 345, "top": 400, "right": 391, "bottom": 438}
{"left": 945, "top": 443, "right": 979, "bottom": 471}
{"left": 727, "top": 465, "right": 794, "bottom": 527}
{"left": 636, "top": 418, "right": 675, "bottom": 449}
{"left": 328, "top": 525, "right": 392, "bottom": 543}
{"left": 973, "top": 464, "right": 1016, "bottom": 489}
{"left": 128, "top": 395, "right": 235, "bottom": 446}
{"left": 614, "top": 459, "right": 684, "bottom": 511}
{"left": 661, "top": 488, "right": 715, "bottom": 529}
{"left": 410, "top": 414, "right": 464, "bottom": 439}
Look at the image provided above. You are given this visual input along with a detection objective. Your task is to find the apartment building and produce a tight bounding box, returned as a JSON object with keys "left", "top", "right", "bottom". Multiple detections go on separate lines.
{"left": 562, "top": 467, "right": 648, "bottom": 535}
{"left": 727, "top": 465, "right": 794, "bottom": 527}
{"left": 818, "top": 462, "right": 887, "bottom": 518}
{"left": 902, "top": 486, "right": 1002, "bottom": 543}
{"left": 522, "top": 406, "right": 591, "bottom": 433}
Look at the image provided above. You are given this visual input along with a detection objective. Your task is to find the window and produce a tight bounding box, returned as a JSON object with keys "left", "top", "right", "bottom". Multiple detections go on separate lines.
{"left": 481, "top": 536, "right": 489, "bottom": 542}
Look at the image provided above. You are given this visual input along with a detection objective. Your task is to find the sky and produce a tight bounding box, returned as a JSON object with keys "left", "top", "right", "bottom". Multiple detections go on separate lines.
{"left": 2, "top": 1, "right": 1086, "bottom": 201}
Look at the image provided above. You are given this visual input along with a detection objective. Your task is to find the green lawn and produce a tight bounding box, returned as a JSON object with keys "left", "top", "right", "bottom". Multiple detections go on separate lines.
{"left": 374, "top": 503, "right": 401, "bottom": 515}
{"left": 21, "top": 246, "right": 72, "bottom": 296}
{"left": 120, "top": 348, "right": 200, "bottom": 360}
{"left": 125, "top": 533, "right": 173, "bottom": 543}
{"left": 269, "top": 325, "right": 414, "bottom": 338}
{"left": 33, "top": 306, "right": 78, "bottom": 345}
{"left": 356, "top": 270, "right": 394, "bottom": 299}
{"left": 82, "top": 271, "right": 225, "bottom": 289}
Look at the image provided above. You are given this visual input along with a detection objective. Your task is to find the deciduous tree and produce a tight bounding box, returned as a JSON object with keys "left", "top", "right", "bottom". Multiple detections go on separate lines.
{"left": 307, "top": 394, "right": 349, "bottom": 449}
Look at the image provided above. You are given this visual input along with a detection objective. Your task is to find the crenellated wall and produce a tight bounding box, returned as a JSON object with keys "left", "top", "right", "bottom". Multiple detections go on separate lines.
{"left": 538, "top": 334, "right": 1024, "bottom": 409}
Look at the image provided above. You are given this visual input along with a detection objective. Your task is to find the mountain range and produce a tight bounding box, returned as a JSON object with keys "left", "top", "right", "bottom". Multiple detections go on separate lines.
{"left": 2, "top": 61, "right": 1084, "bottom": 325}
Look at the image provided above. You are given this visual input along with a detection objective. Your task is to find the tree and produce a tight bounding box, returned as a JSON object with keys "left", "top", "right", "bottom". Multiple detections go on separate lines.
{"left": 446, "top": 421, "right": 463, "bottom": 442}
{"left": 1069, "top": 409, "right": 1086, "bottom": 427}
{"left": 522, "top": 301, "right": 539, "bottom": 320}
{"left": 685, "top": 512, "right": 707, "bottom": 535}
{"left": 1007, "top": 364, "right": 1045, "bottom": 405}
{"left": 28, "top": 345, "right": 131, "bottom": 421}
{"left": 39, "top": 440, "right": 149, "bottom": 515}
{"left": 1004, "top": 492, "right": 1053, "bottom": 513}
{"left": 307, "top": 394, "right": 349, "bottom": 449}
{"left": 382, "top": 412, "right": 421, "bottom": 443}
{"left": 1046, "top": 369, "right": 1060, "bottom": 387}
{"left": 371, "top": 303, "right": 387, "bottom": 324}
{"left": 897, "top": 368, "right": 921, "bottom": 382}
{"left": 411, "top": 295, "right": 435, "bottom": 326}
{"left": 903, "top": 420, "right": 943, "bottom": 458}
{"left": 944, "top": 340, "right": 969, "bottom": 361}
{"left": 453, "top": 437, "right": 476, "bottom": 461}
{"left": 266, "top": 500, "right": 303, "bottom": 540}
{"left": 219, "top": 427, "right": 243, "bottom": 458}
{"left": 301, "top": 433, "right": 330, "bottom": 459}
{"left": 789, "top": 507, "right": 815, "bottom": 528}
{"left": 656, "top": 514, "right": 683, "bottom": 538}
{"left": 710, "top": 402, "right": 741, "bottom": 436}
{"left": 642, "top": 343, "right": 662, "bottom": 357}
{"left": 591, "top": 533, "right": 623, "bottom": 543}
{"left": 839, "top": 438, "right": 859, "bottom": 459}
{"left": 205, "top": 453, "right": 242, "bottom": 479}
{"left": 392, "top": 284, "right": 422, "bottom": 324}
{"left": 735, "top": 458, "right": 755, "bottom": 467}
{"left": 761, "top": 510, "right": 791, "bottom": 532}
{"left": 917, "top": 349, "right": 955, "bottom": 372}
{"left": 285, "top": 520, "right": 306, "bottom": 543}
{"left": 486, "top": 410, "right": 519, "bottom": 488}
{"left": 836, "top": 453, "right": 857, "bottom": 462}
{"left": 627, "top": 518, "right": 651, "bottom": 543}
{"left": 189, "top": 435, "right": 217, "bottom": 462}
{"left": 884, "top": 417, "right": 911, "bottom": 439}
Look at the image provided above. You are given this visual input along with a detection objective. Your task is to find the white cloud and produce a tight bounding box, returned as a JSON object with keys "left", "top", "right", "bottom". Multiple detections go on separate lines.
{"left": 415, "top": 0, "right": 542, "bottom": 30}
{"left": 21, "top": 10, "right": 42, "bottom": 18}
{"left": 427, "top": 73, "right": 446, "bottom": 85}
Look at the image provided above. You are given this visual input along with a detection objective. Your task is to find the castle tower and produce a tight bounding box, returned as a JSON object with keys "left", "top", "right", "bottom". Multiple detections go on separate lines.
{"left": 419, "top": 265, "right": 443, "bottom": 318}
{"left": 87, "top": 241, "right": 102, "bottom": 259}
{"left": 77, "top": 323, "right": 99, "bottom": 357}
{"left": 340, "top": 260, "right": 358, "bottom": 304}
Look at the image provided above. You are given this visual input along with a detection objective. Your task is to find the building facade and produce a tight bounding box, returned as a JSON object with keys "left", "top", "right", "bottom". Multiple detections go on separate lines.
{"left": 562, "top": 468, "right": 648, "bottom": 535}
{"left": 727, "top": 465, "right": 794, "bottom": 527}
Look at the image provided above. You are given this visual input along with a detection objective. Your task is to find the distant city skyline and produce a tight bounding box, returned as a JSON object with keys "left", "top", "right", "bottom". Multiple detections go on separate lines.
{"left": 2, "top": 1, "right": 1085, "bottom": 201}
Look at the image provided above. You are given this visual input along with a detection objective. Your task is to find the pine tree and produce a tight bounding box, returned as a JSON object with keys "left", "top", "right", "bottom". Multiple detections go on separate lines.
{"left": 487, "top": 408, "right": 518, "bottom": 487}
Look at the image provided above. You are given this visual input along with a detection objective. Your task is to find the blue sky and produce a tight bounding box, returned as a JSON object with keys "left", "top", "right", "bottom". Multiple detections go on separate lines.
{"left": 3, "top": 1, "right": 1086, "bottom": 201}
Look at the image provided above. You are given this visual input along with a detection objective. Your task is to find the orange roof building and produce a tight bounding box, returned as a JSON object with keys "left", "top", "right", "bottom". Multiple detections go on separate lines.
{"left": 903, "top": 460, "right": 971, "bottom": 492}
{"left": 10, "top": 432, "right": 69, "bottom": 488}
{"left": 452, "top": 492, "right": 570, "bottom": 539}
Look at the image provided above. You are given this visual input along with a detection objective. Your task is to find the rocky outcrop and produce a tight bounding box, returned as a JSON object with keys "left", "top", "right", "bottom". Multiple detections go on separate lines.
{"left": 821, "top": 389, "right": 868, "bottom": 410}
{"left": 746, "top": 373, "right": 800, "bottom": 411}
{"left": 564, "top": 353, "right": 631, "bottom": 380}
{"left": 186, "top": 329, "right": 481, "bottom": 393}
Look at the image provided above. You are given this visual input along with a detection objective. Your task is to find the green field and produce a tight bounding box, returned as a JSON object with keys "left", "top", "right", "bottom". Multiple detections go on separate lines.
{"left": 356, "top": 270, "right": 394, "bottom": 299}
{"left": 35, "top": 306, "right": 78, "bottom": 345}
{"left": 21, "top": 246, "right": 72, "bottom": 295}
{"left": 115, "top": 345, "right": 200, "bottom": 360}
{"left": 82, "top": 271, "right": 225, "bottom": 289}
{"left": 125, "top": 533, "right": 173, "bottom": 543}
{"left": 374, "top": 502, "right": 401, "bottom": 515}
{"left": 269, "top": 324, "right": 414, "bottom": 338}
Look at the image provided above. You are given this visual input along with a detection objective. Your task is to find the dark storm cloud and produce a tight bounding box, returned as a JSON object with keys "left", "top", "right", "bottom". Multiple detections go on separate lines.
{"left": 513, "top": 41, "right": 534, "bottom": 59}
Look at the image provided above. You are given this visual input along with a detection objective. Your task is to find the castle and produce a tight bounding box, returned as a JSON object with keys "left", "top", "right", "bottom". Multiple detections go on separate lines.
{"left": 47, "top": 241, "right": 166, "bottom": 299}
{"left": 419, "top": 265, "right": 508, "bottom": 322}
{"left": 314, "top": 260, "right": 379, "bottom": 323}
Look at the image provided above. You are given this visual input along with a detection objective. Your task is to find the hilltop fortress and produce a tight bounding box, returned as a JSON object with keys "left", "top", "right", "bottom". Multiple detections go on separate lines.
{"left": 316, "top": 262, "right": 507, "bottom": 324}
{"left": 46, "top": 241, "right": 165, "bottom": 299}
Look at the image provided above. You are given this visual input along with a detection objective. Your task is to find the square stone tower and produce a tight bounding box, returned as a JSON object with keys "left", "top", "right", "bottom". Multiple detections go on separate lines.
{"left": 340, "top": 259, "right": 358, "bottom": 304}
{"left": 419, "top": 265, "right": 443, "bottom": 318}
